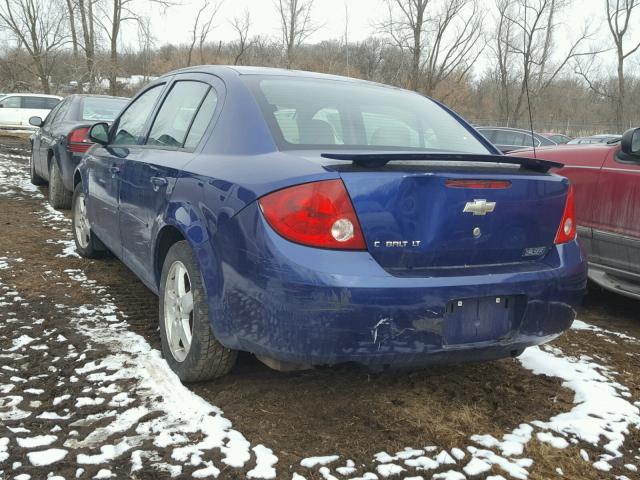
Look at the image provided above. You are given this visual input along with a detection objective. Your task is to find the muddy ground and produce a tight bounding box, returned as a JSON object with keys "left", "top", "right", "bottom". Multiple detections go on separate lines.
{"left": 0, "top": 134, "right": 639, "bottom": 480}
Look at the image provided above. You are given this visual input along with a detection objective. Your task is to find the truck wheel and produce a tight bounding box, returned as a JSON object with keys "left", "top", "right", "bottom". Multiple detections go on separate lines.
{"left": 159, "top": 240, "right": 237, "bottom": 382}
{"left": 72, "top": 183, "right": 106, "bottom": 258}
{"left": 49, "top": 160, "right": 72, "bottom": 209}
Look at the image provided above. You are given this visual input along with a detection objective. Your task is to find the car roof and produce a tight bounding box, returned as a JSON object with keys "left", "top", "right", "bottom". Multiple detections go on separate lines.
{"left": 2, "top": 93, "right": 63, "bottom": 99}
{"left": 69, "top": 94, "right": 129, "bottom": 100}
{"left": 477, "top": 126, "right": 542, "bottom": 135}
{"left": 156, "top": 65, "right": 401, "bottom": 91}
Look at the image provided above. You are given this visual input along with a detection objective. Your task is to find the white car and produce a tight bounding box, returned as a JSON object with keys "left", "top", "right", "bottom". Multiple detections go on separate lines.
{"left": 0, "top": 93, "right": 62, "bottom": 129}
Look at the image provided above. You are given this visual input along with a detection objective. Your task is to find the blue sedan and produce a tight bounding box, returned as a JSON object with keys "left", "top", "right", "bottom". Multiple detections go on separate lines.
{"left": 72, "top": 66, "right": 587, "bottom": 381}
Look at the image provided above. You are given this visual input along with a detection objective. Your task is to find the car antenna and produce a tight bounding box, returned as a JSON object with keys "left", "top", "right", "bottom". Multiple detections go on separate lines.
{"left": 523, "top": 0, "right": 537, "bottom": 158}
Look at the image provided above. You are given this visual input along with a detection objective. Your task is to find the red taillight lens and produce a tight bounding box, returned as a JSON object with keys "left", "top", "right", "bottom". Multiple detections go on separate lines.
{"left": 68, "top": 127, "right": 92, "bottom": 153}
{"left": 446, "top": 179, "right": 511, "bottom": 189}
{"left": 258, "top": 179, "right": 366, "bottom": 250}
{"left": 554, "top": 184, "right": 577, "bottom": 244}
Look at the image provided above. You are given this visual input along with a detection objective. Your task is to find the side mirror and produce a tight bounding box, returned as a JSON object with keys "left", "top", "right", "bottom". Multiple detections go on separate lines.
{"left": 29, "top": 116, "right": 43, "bottom": 127}
{"left": 620, "top": 127, "right": 640, "bottom": 158}
{"left": 88, "top": 122, "right": 109, "bottom": 145}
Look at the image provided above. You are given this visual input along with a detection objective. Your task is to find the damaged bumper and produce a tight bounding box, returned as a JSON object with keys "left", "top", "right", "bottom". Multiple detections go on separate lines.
{"left": 209, "top": 206, "right": 588, "bottom": 368}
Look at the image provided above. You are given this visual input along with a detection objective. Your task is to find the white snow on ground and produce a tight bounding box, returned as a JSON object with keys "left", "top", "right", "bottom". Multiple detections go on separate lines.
{"left": 2, "top": 149, "right": 640, "bottom": 479}
{"left": 26, "top": 448, "right": 68, "bottom": 466}
{"left": 572, "top": 319, "right": 639, "bottom": 343}
{"left": 61, "top": 268, "right": 256, "bottom": 474}
{"left": 294, "top": 331, "right": 640, "bottom": 480}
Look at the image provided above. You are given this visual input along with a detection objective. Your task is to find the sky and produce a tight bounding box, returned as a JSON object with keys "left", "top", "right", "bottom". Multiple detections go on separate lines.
{"left": 128, "top": 0, "right": 638, "bottom": 72}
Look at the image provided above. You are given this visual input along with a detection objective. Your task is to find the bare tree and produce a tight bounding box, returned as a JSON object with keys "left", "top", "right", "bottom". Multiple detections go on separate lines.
{"left": 230, "top": 8, "right": 252, "bottom": 65}
{"left": 65, "top": 0, "right": 79, "bottom": 66}
{"left": 0, "top": 0, "right": 68, "bottom": 93}
{"left": 492, "top": 0, "right": 594, "bottom": 126}
{"left": 275, "top": 0, "right": 319, "bottom": 68}
{"left": 77, "top": 0, "right": 96, "bottom": 91}
{"left": 380, "top": 0, "right": 484, "bottom": 95}
{"left": 605, "top": 0, "right": 640, "bottom": 131}
{"left": 94, "top": 0, "right": 172, "bottom": 95}
{"left": 186, "top": 0, "right": 222, "bottom": 66}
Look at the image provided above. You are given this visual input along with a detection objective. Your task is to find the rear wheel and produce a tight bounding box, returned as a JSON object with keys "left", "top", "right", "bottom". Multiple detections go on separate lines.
{"left": 49, "top": 160, "right": 72, "bottom": 209}
{"left": 72, "top": 183, "right": 106, "bottom": 258}
{"left": 159, "top": 241, "right": 237, "bottom": 382}
{"left": 29, "top": 151, "right": 46, "bottom": 186}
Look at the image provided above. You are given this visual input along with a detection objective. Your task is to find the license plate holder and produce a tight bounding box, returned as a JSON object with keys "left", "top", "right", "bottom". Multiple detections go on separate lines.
{"left": 443, "top": 295, "right": 518, "bottom": 345}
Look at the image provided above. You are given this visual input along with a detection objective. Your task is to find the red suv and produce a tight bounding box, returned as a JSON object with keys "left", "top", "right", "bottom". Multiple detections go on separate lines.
{"left": 512, "top": 128, "right": 640, "bottom": 299}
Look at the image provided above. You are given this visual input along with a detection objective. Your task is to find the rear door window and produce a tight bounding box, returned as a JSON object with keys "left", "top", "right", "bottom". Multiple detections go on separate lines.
{"left": 0, "top": 96, "right": 20, "bottom": 108}
{"left": 22, "top": 97, "right": 51, "bottom": 109}
{"left": 112, "top": 85, "right": 164, "bottom": 146}
{"left": 147, "top": 81, "right": 210, "bottom": 148}
{"left": 183, "top": 89, "right": 218, "bottom": 150}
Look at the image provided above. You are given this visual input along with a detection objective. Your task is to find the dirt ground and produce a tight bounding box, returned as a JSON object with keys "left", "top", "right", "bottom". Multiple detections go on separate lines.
{"left": 0, "top": 134, "right": 639, "bottom": 480}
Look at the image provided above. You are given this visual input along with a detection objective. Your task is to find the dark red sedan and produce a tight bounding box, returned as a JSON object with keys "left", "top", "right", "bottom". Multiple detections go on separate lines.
{"left": 512, "top": 127, "right": 640, "bottom": 299}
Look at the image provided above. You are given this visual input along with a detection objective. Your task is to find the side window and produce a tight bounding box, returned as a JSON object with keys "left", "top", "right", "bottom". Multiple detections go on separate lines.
{"left": 0, "top": 96, "right": 20, "bottom": 108}
{"left": 45, "top": 98, "right": 60, "bottom": 109}
{"left": 479, "top": 129, "right": 496, "bottom": 142}
{"left": 112, "top": 85, "right": 164, "bottom": 146}
{"left": 313, "top": 108, "right": 343, "bottom": 144}
{"left": 361, "top": 110, "right": 420, "bottom": 147}
{"left": 494, "top": 130, "right": 520, "bottom": 146}
{"left": 273, "top": 109, "right": 299, "bottom": 143}
{"left": 147, "top": 81, "right": 210, "bottom": 148}
{"left": 49, "top": 99, "right": 71, "bottom": 125}
{"left": 183, "top": 89, "right": 218, "bottom": 150}
{"left": 22, "top": 97, "right": 48, "bottom": 109}
{"left": 43, "top": 101, "right": 64, "bottom": 127}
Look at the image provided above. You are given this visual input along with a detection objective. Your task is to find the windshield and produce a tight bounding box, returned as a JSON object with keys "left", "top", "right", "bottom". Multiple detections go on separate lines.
{"left": 245, "top": 76, "right": 491, "bottom": 154}
{"left": 82, "top": 97, "right": 129, "bottom": 122}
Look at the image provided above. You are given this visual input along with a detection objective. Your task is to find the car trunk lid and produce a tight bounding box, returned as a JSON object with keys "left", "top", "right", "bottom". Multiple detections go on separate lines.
{"left": 321, "top": 153, "right": 567, "bottom": 273}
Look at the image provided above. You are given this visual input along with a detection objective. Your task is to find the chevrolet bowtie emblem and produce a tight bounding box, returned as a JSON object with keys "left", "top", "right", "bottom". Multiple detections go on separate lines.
{"left": 463, "top": 199, "right": 496, "bottom": 215}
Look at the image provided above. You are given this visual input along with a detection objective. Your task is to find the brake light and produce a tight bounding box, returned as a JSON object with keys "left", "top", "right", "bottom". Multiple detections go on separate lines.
{"left": 259, "top": 179, "right": 366, "bottom": 250}
{"left": 446, "top": 179, "right": 511, "bottom": 189}
{"left": 554, "top": 184, "right": 576, "bottom": 244}
{"left": 68, "top": 127, "right": 92, "bottom": 153}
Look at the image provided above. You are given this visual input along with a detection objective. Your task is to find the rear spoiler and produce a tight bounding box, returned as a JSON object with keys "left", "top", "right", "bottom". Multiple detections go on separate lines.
{"left": 320, "top": 152, "right": 563, "bottom": 173}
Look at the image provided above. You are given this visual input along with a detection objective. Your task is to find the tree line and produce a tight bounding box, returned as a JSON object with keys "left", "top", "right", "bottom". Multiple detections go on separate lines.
{"left": 1, "top": 0, "right": 639, "bottom": 135}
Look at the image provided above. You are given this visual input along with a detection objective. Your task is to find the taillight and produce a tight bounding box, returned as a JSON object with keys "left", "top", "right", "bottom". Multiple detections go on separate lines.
{"left": 68, "top": 127, "right": 92, "bottom": 153}
{"left": 258, "top": 179, "right": 366, "bottom": 250}
{"left": 554, "top": 184, "right": 576, "bottom": 244}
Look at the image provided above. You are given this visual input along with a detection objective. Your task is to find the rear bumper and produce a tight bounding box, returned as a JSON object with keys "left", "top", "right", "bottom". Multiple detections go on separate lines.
{"left": 209, "top": 205, "right": 588, "bottom": 367}
{"left": 57, "top": 149, "right": 83, "bottom": 192}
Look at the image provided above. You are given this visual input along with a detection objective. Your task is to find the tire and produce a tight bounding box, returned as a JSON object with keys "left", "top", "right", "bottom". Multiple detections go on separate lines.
{"left": 49, "top": 160, "right": 72, "bottom": 209}
{"left": 29, "top": 151, "right": 46, "bottom": 186}
{"left": 159, "top": 240, "right": 237, "bottom": 382}
{"left": 71, "top": 183, "right": 106, "bottom": 258}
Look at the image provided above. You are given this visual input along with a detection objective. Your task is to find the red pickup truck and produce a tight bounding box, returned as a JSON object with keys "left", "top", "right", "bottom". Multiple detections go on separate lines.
{"left": 512, "top": 127, "right": 640, "bottom": 300}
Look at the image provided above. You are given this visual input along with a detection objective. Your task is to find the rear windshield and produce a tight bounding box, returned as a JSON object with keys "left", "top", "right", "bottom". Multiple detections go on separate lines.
{"left": 82, "top": 97, "right": 129, "bottom": 122}
{"left": 245, "top": 76, "right": 490, "bottom": 154}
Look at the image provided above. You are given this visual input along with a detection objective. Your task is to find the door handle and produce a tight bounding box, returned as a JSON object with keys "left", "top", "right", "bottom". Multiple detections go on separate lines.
{"left": 150, "top": 176, "right": 168, "bottom": 191}
{"left": 109, "top": 166, "right": 120, "bottom": 177}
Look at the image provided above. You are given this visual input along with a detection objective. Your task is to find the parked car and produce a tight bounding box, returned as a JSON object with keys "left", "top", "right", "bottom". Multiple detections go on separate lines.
{"left": 0, "top": 93, "right": 62, "bottom": 128}
{"left": 512, "top": 128, "right": 640, "bottom": 299}
{"left": 476, "top": 126, "right": 557, "bottom": 153}
{"left": 29, "top": 94, "right": 129, "bottom": 209}
{"left": 541, "top": 133, "right": 572, "bottom": 144}
{"left": 69, "top": 66, "right": 586, "bottom": 381}
{"left": 567, "top": 134, "right": 621, "bottom": 145}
